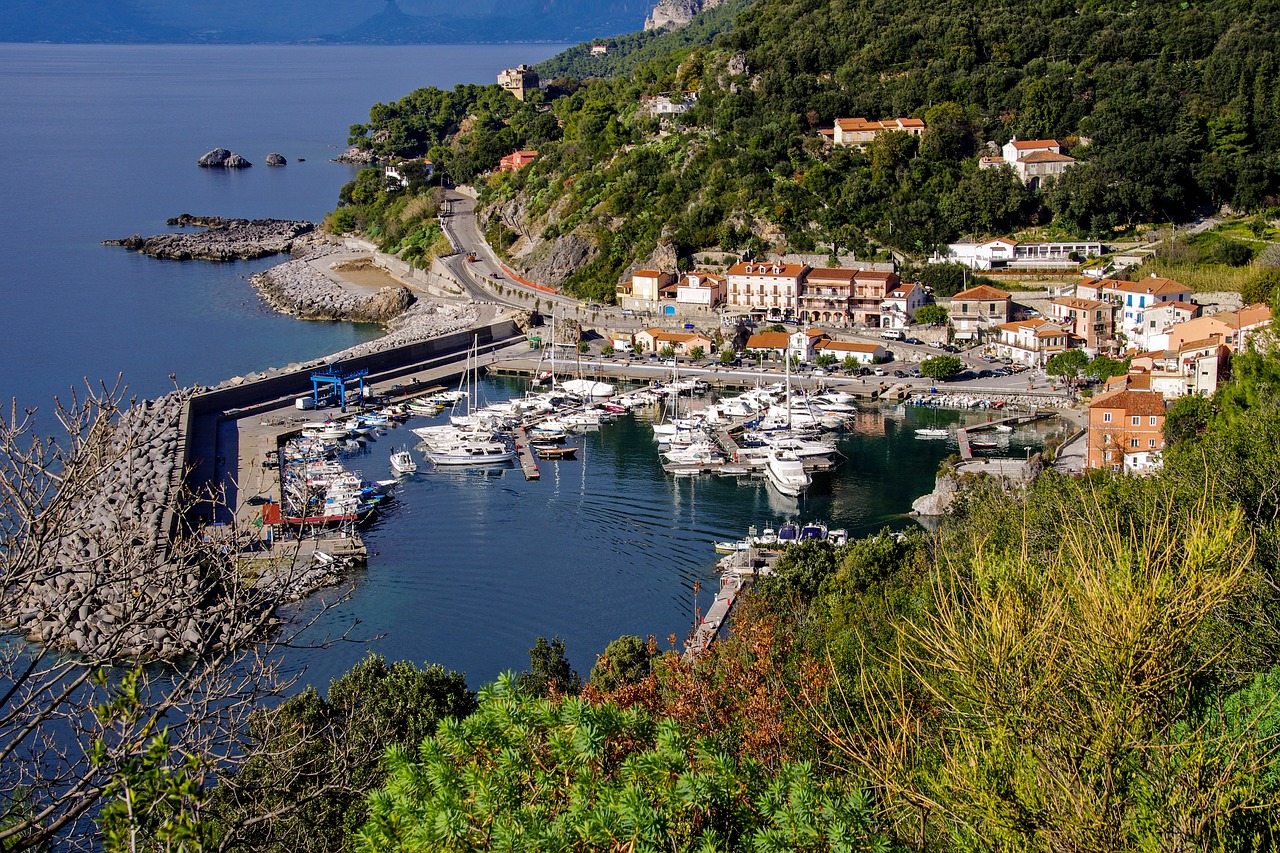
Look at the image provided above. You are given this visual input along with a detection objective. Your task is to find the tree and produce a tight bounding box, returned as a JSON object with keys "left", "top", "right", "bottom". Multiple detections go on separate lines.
{"left": 920, "top": 355, "right": 963, "bottom": 380}
{"left": 659, "top": 344, "right": 676, "bottom": 359}
{"left": 719, "top": 349, "right": 738, "bottom": 365}
{"left": 689, "top": 346, "right": 706, "bottom": 361}
{"left": 588, "top": 635, "right": 655, "bottom": 693}
{"left": 0, "top": 383, "right": 347, "bottom": 852}
{"left": 517, "top": 635, "right": 580, "bottom": 697}
{"left": 1046, "top": 348, "right": 1089, "bottom": 384}
{"left": 913, "top": 304, "right": 949, "bottom": 326}
{"left": 356, "top": 675, "right": 894, "bottom": 852}
{"left": 915, "top": 264, "right": 968, "bottom": 298}
{"left": 1241, "top": 268, "right": 1280, "bottom": 306}
{"left": 205, "top": 654, "right": 475, "bottom": 851}
{"left": 1083, "top": 354, "right": 1129, "bottom": 383}
{"left": 842, "top": 355, "right": 858, "bottom": 373}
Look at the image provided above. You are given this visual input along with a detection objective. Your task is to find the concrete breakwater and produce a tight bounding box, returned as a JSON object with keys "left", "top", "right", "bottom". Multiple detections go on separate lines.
{"left": 104, "top": 215, "right": 316, "bottom": 261}
{"left": 3, "top": 388, "right": 252, "bottom": 660}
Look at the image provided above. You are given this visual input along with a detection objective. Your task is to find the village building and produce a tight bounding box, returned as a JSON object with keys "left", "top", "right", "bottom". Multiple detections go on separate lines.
{"left": 1086, "top": 388, "right": 1167, "bottom": 473}
{"left": 725, "top": 261, "right": 810, "bottom": 318}
{"left": 497, "top": 149, "right": 539, "bottom": 172}
{"left": 815, "top": 339, "right": 885, "bottom": 364}
{"left": 384, "top": 159, "right": 433, "bottom": 188}
{"left": 642, "top": 91, "right": 697, "bottom": 116}
{"left": 978, "top": 138, "right": 1076, "bottom": 188}
{"left": 991, "top": 318, "right": 1078, "bottom": 366}
{"left": 1130, "top": 300, "right": 1201, "bottom": 352}
{"left": 590, "top": 44, "right": 609, "bottom": 55}
{"left": 881, "top": 282, "right": 928, "bottom": 330}
{"left": 1160, "top": 303, "right": 1272, "bottom": 353}
{"left": 498, "top": 65, "right": 539, "bottom": 101}
{"left": 822, "top": 117, "right": 925, "bottom": 148}
{"left": 632, "top": 328, "right": 713, "bottom": 356}
{"left": 948, "top": 284, "right": 1011, "bottom": 341}
{"left": 798, "top": 267, "right": 855, "bottom": 325}
{"left": 625, "top": 269, "right": 675, "bottom": 303}
{"left": 932, "top": 238, "right": 1103, "bottom": 270}
{"left": 675, "top": 272, "right": 726, "bottom": 310}
{"left": 743, "top": 331, "right": 791, "bottom": 360}
{"left": 1047, "top": 297, "right": 1113, "bottom": 355}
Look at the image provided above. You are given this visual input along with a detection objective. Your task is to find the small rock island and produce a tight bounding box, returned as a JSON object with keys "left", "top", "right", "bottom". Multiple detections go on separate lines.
{"left": 198, "top": 148, "right": 252, "bottom": 168}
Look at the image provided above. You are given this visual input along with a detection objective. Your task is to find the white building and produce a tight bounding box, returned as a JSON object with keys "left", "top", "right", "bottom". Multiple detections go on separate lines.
{"left": 880, "top": 282, "right": 928, "bottom": 330}
{"left": 933, "top": 238, "right": 1101, "bottom": 270}
{"left": 675, "top": 272, "right": 725, "bottom": 309}
{"left": 978, "top": 138, "right": 1076, "bottom": 188}
{"left": 815, "top": 339, "right": 884, "bottom": 364}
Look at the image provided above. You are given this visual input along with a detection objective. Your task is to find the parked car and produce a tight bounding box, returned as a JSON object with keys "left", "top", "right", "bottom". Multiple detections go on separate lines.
{"left": 874, "top": 367, "right": 886, "bottom": 376}
{"left": 904, "top": 337, "right": 922, "bottom": 345}
{"left": 858, "top": 366, "right": 873, "bottom": 376}
{"left": 892, "top": 369, "right": 907, "bottom": 378}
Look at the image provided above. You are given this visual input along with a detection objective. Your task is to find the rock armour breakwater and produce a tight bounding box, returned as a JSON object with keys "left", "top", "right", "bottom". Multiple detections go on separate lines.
{"left": 3, "top": 388, "right": 259, "bottom": 660}
{"left": 104, "top": 216, "right": 316, "bottom": 261}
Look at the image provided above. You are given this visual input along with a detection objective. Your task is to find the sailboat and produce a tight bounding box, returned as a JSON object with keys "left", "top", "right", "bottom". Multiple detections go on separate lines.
{"left": 915, "top": 405, "right": 949, "bottom": 439}
{"left": 764, "top": 351, "right": 812, "bottom": 496}
{"left": 426, "top": 337, "right": 516, "bottom": 466}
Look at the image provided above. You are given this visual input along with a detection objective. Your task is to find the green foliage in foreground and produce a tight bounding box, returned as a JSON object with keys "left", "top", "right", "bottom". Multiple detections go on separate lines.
{"left": 911, "top": 304, "right": 947, "bottom": 326}
{"left": 356, "top": 674, "right": 898, "bottom": 853}
{"left": 204, "top": 654, "right": 475, "bottom": 851}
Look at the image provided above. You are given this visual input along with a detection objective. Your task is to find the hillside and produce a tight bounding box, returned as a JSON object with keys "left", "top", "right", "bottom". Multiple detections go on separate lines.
{"left": 335, "top": 0, "right": 1279, "bottom": 301}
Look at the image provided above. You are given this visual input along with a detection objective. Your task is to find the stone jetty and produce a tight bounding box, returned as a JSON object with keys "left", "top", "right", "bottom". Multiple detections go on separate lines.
{"left": 104, "top": 215, "right": 316, "bottom": 261}
{"left": 2, "top": 388, "right": 262, "bottom": 660}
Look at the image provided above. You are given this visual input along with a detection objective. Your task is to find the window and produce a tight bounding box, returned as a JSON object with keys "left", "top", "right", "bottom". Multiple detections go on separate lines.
{"left": 1149, "top": 416, "right": 1157, "bottom": 426}
{"left": 989, "top": 303, "right": 997, "bottom": 314}
{"left": 961, "top": 303, "right": 969, "bottom": 314}
{"left": 1131, "top": 438, "right": 1140, "bottom": 448}
{"left": 1103, "top": 412, "right": 1112, "bottom": 423}
{"left": 1131, "top": 416, "right": 1140, "bottom": 426}
{"left": 1149, "top": 438, "right": 1157, "bottom": 448}
{"left": 1104, "top": 450, "right": 1112, "bottom": 462}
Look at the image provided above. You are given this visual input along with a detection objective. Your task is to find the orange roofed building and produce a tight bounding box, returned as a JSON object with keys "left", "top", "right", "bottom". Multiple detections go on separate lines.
{"left": 498, "top": 149, "right": 538, "bottom": 172}
{"left": 1087, "top": 388, "right": 1167, "bottom": 473}
{"left": 824, "top": 117, "right": 925, "bottom": 148}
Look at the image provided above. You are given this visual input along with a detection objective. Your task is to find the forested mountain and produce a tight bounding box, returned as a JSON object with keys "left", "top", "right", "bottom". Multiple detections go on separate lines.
{"left": 338, "top": 0, "right": 1279, "bottom": 301}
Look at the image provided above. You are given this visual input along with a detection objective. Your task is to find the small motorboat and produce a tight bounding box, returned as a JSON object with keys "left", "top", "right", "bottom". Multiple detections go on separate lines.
{"left": 390, "top": 447, "right": 418, "bottom": 475}
{"left": 994, "top": 424, "right": 1014, "bottom": 432}
{"left": 713, "top": 539, "right": 750, "bottom": 555}
{"left": 532, "top": 443, "right": 577, "bottom": 460}
{"left": 914, "top": 428, "right": 950, "bottom": 439}
{"left": 970, "top": 439, "right": 1000, "bottom": 450}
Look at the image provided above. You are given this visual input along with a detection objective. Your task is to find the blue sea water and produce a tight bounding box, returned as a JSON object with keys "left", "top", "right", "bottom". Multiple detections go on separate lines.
{"left": 0, "top": 43, "right": 566, "bottom": 410}
{"left": 0, "top": 44, "right": 1051, "bottom": 690}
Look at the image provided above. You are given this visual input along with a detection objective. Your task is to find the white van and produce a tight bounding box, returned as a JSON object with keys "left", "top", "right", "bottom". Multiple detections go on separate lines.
{"left": 880, "top": 329, "right": 905, "bottom": 341}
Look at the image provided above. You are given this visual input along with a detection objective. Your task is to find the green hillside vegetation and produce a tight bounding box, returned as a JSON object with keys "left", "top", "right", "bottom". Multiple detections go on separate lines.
{"left": 333, "top": 0, "right": 1278, "bottom": 301}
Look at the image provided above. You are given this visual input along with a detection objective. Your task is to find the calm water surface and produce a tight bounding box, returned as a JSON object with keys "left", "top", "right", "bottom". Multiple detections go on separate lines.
{"left": 0, "top": 43, "right": 565, "bottom": 408}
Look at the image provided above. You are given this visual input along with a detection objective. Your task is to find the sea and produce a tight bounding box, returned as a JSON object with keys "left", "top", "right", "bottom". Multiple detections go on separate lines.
{"left": 0, "top": 44, "right": 1052, "bottom": 690}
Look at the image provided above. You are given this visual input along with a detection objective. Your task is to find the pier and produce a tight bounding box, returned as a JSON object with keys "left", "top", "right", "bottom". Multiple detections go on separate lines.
{"left": 513, "top": 427, "right": 540, "bottom": 480}
{"left": 955, "top": 412, "right": 1053, "bottom": 461}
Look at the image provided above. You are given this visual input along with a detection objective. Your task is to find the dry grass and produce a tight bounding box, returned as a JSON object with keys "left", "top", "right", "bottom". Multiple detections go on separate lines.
{"left": 1142, "top": 259, "right": 1258, "bottom": 293}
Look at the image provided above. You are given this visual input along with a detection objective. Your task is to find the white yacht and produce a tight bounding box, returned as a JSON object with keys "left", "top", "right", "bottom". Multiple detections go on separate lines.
{"left": 390, "top": 447, "right": 418, "bottom": 475}
{"left": 765, "top": 448, "right": 811, "bottom": 497}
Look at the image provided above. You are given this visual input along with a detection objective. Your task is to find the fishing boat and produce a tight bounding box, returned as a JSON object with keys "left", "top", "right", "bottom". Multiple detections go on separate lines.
{"left": 970, "top": 438, "right": 1000, "bottom": 450}
{"left": 914, "top": 428, "right": 950, "bottom": 439}
{"left": 714, "top": 539, "right": 750, "bottom": 555}
{"left": 532, "top": 442, "right": 577, "bottom": 460}
{"left": 390, "top": 447, "right": 417, "bottom": 475}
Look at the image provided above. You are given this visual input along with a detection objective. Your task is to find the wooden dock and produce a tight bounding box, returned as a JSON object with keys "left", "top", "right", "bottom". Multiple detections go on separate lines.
{"left": 513, "top": 427, "right": 540, "bottom": 480}
{"left": 956, "top": 412, "right": 1051, "bottom": 460}
{"left": 686, "top": 572, "right": 747, "bottom": 658}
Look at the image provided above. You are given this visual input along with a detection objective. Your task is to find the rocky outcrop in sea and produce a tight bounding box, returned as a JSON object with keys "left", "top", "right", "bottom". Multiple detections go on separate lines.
{"left": 198, "top": 148, "right": 252, "bottom": 167}
{"left": 104, "top": 216, "right": 317, "bottom": 261}
{"left": 333, "top": 146, "right": 381, "bottom": 165}
{"left": 265, "top": 152, "right": 287, "bottom": 166}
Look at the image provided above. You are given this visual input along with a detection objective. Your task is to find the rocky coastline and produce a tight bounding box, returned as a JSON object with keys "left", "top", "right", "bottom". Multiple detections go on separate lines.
{"left": 104, "top": 215, "right": 317, "bottom": 261}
